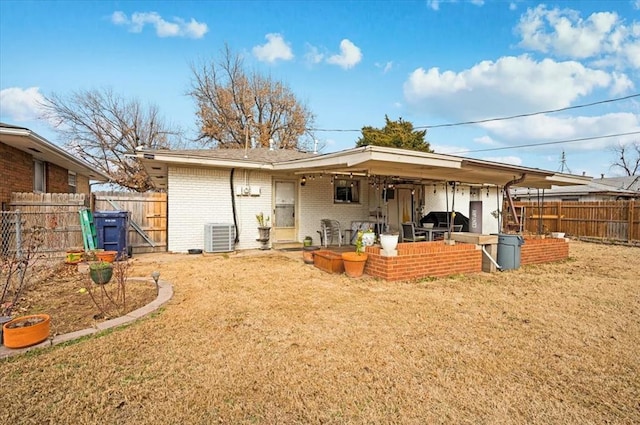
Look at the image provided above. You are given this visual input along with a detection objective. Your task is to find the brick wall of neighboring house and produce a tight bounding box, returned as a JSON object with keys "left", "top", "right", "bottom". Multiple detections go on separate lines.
{"left": 521, "top": 237, "right": 569, "bottom": 265}
{"left": 168, "top": 166, "right": 273, "bottom": 252}
{"left": 46, "top": 162, "right": 69, "bottom": 193}
{"left": 364, "top": 241, "right": 482, "bottom": 281}
{"left": 0, "top": 142, "right": 33, "bottom": 209}
{"left": 75, "top": 174, "right": 90, "bottom": 196}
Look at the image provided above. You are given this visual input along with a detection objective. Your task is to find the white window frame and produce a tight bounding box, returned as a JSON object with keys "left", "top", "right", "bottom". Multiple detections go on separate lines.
{"left": 34, "top": 160, "right": 46, "bottom": 193}
{"left": 334, "top": 178, "right": 360, "bottom": 204}
{"left": 68, "top": 171, "right": 77, "bottom": 193}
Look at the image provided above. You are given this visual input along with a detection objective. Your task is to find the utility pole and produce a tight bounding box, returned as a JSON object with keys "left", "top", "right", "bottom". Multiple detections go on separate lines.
{"left": 558, "top": 150, "right": 572, "bottom": 174}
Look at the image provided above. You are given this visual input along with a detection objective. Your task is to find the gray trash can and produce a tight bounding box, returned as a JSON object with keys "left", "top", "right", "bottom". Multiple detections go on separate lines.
{"left": 496, "top": 234, "right": 525, "bottom": 270}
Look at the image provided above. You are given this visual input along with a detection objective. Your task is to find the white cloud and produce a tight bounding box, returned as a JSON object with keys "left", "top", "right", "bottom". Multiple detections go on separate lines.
{"left": 481, "top": 156, "right": 523, "bottom": 166}
{"left": 470, "top": 0, "right": 485, "bottom": 5}
{"left": 403, "top": 54, "right": 633, "bottom": 121}
{"left": 0, "top": 87, "right": 46, "bottom": 121}
{"left": 473, "top": 135, "right": 497, "bottom": 145}
{"left": 252, "top": 33, "right": 294, "bottom": 63}
{"left": 110, "top": 11, "right": 208, "bottom": 39}
{"left": 327, "top": 39, "right": 362, "bottom": 69}
{"left": 304, "top": 44, "right": 324, "bottom": 65}
{"left": 633, "top": 0, "right": 640, "bottom": 10}
{"left": 431, "top": 144, "right": 468, "bottom": 155}
{"left": 515, "top": 5, "right": 640, "bottom": 69}
{"left": 480, "top": 112, "right": 640, "bottom": 151}
{"left": 375, "top": 61, "right": 393, "bottom": 74}
{"left": 509, "top": 3, "right": 517, "bottom": 11}
{"left": 426, "top": 0, "right": 441, "bottom": 11}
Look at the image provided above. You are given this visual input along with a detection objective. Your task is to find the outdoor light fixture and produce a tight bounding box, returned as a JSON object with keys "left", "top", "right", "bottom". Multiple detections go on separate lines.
{"left": 151, "top": 271, "right": 160, "bottom": 296}
{"left": 301, "top": 175, "right": 307, "bottom": 186}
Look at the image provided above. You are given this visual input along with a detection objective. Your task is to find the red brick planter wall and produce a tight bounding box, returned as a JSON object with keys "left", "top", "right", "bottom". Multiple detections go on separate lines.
{"left": 364, "top": 241, "right": 482, "bottom": 282}
{"left": 521, "top": 237, "right": 569, "bottom": 265}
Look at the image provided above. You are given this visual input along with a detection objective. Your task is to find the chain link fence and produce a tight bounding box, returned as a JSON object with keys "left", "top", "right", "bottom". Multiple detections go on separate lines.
{"left": 1, "top": 210, "right": 82, "bottom": 259}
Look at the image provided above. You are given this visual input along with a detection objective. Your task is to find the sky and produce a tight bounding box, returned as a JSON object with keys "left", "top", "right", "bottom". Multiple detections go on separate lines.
{"left": 1, "top": 0, "right": 639, "bottom": 179}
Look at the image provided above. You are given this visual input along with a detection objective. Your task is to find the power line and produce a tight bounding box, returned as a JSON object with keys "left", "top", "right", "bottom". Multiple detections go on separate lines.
{"left": 416, "top": 93, "right": 640, "bottom": 130}
{"left": 450, "top": 130, "right": 640, "bottom": 154}
{"left": 309, "top": 93, "right": 640, "bottom": 132}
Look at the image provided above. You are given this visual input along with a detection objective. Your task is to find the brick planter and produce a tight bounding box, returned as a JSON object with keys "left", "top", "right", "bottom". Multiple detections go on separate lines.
{"left": 521, "top": 236, "right": 569, "bottom": 265}
{"left": 364, "top": 241, "right": 482, "bottom": 281}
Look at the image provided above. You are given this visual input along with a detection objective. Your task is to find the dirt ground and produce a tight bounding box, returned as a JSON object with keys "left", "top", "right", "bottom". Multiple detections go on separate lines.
{"left": 14, "top": 261, "right": 157, "bottom": 335}
{"left": 0, "top": 240, "right": 638, "bottom": 424}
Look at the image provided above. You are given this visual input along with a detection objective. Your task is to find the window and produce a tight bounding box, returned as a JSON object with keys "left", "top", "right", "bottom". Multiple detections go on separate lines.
{"left": 68, "top": 171, "right": 77, "bottom": 193}
{"left": 34, "top": 160, "right": 46, "bottom": 193}
{"left": 334, "top": 179, "right": 360, "bottom": 203}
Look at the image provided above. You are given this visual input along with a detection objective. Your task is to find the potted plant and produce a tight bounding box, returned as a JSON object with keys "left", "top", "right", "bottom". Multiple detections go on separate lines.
{"left": 303, "top": 236, "right": 313, "bottom": 247}
{"left": 89, "top": 261, "right": 113, "bottom": 285}
{"left": 379, "top": 232, "right": 399, "bottom": 256}
{"left": 341, "top": 230, "right": 369, "bottom": 278}
{"left": 256, "top": 212, "right": 271, "bottom": 250}
{"left": 360, "top": 228, "right": 376, "bottom": 247}
{"left": 1, "top": 226, "right": 46, "bottom": 345}
{"left": 2, "top": 313, "right": 51, "bottom": 349}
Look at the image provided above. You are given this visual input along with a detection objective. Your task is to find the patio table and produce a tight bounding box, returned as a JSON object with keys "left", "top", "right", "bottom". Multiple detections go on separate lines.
{"left": 415, "top": 226, "right": 450, "bottom": 241}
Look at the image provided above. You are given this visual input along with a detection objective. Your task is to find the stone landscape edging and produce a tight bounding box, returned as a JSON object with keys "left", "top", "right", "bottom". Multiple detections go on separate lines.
{"left": 0, "top": 278, "right": 173, "bottom": 360}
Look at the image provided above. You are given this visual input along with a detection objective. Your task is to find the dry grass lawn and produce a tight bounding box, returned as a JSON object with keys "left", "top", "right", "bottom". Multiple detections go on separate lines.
{"left": 0, "top": 240, "right": 638, "bottom": 424}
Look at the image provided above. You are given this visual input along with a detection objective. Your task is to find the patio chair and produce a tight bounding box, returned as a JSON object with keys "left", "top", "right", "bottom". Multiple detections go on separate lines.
{"left": 320, "top": 219, "right": 344, "bottom": 247}
{"left": 401, "top": 222, "right": 427, "bottom": 242}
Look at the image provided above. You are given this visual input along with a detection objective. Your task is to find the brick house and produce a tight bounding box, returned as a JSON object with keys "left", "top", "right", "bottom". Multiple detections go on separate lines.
{"left": 134, "top": 145, "right": 591, "bottom": 254}
{"left": 0, "top": 123, "right": 109, "bottom": 210}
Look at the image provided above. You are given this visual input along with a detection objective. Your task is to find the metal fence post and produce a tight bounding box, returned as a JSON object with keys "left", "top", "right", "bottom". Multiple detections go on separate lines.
{"left": 15, "top": 209, "right": 22, "bottom": 260}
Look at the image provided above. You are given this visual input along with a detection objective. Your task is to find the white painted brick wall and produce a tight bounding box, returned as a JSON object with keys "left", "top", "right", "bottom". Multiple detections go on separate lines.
{"left": 168, "top": 167, "right": 272, "bottom": 252}
{"left": 298, "top": 176, "right": 370, "bottom": 246}
{"left": 167, "top": 167, "right": 503, "bottom": 252}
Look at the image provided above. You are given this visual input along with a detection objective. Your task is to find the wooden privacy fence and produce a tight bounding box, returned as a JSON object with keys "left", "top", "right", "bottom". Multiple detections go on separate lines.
{"left": 5, "top": 193, "right": 87, "bottom": 257}
{"left": 93, "top": 191, "right": 167, "bottom": 254}
{"left": 511, "top": 200, "right": 639, "bottom": 243}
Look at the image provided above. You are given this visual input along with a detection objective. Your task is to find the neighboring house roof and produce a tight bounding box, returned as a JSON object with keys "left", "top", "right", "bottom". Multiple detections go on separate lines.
{"left": 136, "top": 145, "right": 591, "bottom": 190}
{"left": 0, "top": 123, "right": 110, "bottom": 181}
{"left": 511, "top": 179, "right": 638, "bottom": 199}
{"left": 596, "top": 176, "right": 640, "bottom": 192}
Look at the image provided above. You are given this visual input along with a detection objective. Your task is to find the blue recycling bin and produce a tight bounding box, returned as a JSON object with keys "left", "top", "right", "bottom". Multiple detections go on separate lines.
{"left": 94, "top": 211, "right": 130, "bottom": 259}
{"left": 496, "top": 234, "right": 525, "bottom": 270}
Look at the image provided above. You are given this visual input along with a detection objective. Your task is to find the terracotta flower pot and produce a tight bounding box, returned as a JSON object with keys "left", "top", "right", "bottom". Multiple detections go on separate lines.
{"left": 95, "top": 250, "right": 118, "bottom": 263}
{"left": 3, "top": 314, "right": 51, "bottom": 349}
{"left": 341, "top": 252, "right": 368, "bottom": 278}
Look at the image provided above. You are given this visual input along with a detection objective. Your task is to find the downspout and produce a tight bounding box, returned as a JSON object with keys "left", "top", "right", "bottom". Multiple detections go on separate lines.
{"left": 230, "top": 168, "right": 239, "bottom": 244}
{"left": 504, "top": 174, "right": 526, "bottom": 233}
{"left": 482, "top": 245, "right": 502, "bottom": 271}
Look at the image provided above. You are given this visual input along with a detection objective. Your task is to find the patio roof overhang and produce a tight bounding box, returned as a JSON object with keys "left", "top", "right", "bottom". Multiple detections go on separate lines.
{"left": 135, "top": 145, "right": 592, "bottom": 190}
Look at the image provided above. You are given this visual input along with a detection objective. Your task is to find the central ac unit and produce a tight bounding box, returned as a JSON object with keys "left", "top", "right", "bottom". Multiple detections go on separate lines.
{"left": 204, "top": 223, "right": 235, "bottom": 253}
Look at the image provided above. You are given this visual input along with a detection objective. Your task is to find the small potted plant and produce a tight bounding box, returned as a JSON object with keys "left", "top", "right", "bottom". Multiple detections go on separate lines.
{"left": 89, "top": 261, "right": 113, "bottom": 285}
{"left": 341, "top": 230, "right": 369, "bottom": 278}
{"left": 303, "top": 236, "right": 313, "bottom": 247}
{"left": 256, "top": 212, "right": 271, "bottom": 250}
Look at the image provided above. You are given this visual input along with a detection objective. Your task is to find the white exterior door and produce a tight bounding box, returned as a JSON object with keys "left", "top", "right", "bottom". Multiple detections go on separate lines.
{"left": 273, "top": 180, "right": 296, "bottom": 242}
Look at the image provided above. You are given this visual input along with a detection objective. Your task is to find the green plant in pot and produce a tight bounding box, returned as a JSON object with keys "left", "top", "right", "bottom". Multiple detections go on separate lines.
{"left": 89, "top": 261, "right": 113, "bottom": 285}
{"left": 256, "top": 212, "right": 271, "bottom": 250}
{"left": 341, "top": 230, "right": 369, "bottom": 278}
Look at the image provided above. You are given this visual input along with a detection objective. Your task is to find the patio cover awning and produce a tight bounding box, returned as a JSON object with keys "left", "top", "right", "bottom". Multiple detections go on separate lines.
{"left": 135, "top": 145, "right": 591, "bottom": 189}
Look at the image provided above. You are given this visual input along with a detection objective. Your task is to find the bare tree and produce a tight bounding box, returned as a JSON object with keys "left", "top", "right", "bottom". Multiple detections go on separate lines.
{"left": 189, "top": 45, "right": 315, "bottom": 150}
{"left": 610, "top": 141, "right": 640, "bottom": 176}
{"left": 42, "top": 88, "right": 184, "bottom": 191}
